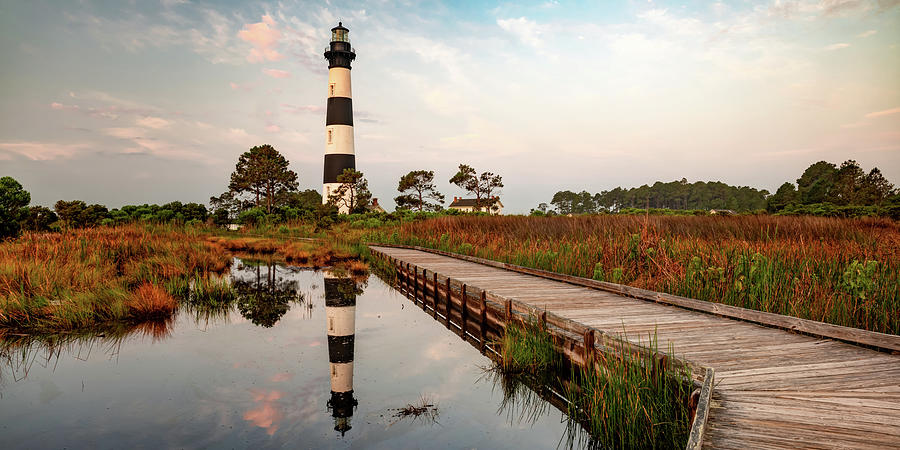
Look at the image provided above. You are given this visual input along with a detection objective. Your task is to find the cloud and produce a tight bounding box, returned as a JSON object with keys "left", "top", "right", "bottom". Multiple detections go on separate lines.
{"left": 243, "top": 390, "right": 284, "bottom": 436}
{"left": 136, "top": 116, "right": 171, "bottom": 129}
{"left": 281, "top": 103, "right": 324, "bottom": 114}
{"left": 857, "top": 29, "right": 877, "bottom": 38}
{"left": 824, "top": 43, "right": 850, "bottom": 50}
{"left": 265, "top": 124, "right": 281, "bottom": 133}
{"left": 0, "top": 141, "right": 87, "bottom": 160}
{"left": 238, "top": 15, "right": 284, "bottom": 63}
{"left": 50, "top": 102, "right": 79, "bottom": 111}
{"left": 229, "top": 128, "right": 249, "bottom": 138}
{"left": 865, "top": 107, "right": 900, "bottom": 118}
{"left": 497, "top": 17, "right": 545, "bottom": 48}
{"left": 103, "top": 127, "right": 146, "bottom": 139}
{"left": 262, "top": 68, "right": 291, "bottom": 78}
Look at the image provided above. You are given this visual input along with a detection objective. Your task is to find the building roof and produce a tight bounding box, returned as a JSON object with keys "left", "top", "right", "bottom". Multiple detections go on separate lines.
{"left": 448, "top": 197, "right": 502, "bottom": 208}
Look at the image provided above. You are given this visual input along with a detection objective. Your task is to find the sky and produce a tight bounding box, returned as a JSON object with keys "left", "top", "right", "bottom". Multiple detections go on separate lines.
{"left": 1, "top": 0, "right": 898, "bottom": 213}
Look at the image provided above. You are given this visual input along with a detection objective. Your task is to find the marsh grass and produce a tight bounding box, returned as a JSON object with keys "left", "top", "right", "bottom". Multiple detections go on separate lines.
{"left": 205, "top": 236, "right": 350, "bottom": 267}
{"left": 0, "top": 225, "right": 232, "bottom": 332}
{"left": 357, "top": 215, "right": 899, "bottom": 334}
{"left": 495, "top": 321, "right": 692, "bottom": 449}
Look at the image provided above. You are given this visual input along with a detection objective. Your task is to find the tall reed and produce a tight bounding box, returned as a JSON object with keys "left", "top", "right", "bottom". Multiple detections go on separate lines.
{"left": 496, "top": 320, "right": 692, "bottom": 448}
{"left": 0, "top": 225, "right": 232, "bottom": 332}
{"left": 357, "top": 215, "right": 898, "bottom": 334}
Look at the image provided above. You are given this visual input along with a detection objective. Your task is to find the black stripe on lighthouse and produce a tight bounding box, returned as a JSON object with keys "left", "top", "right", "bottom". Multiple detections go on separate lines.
{"left": 326, "top": 97, "right": 353, "bottom": 126}
{"left": 328, "top": 335, "right": 355, "bottom": 363}
{"left": 323, "top": 154, "right": 356, "bottom": 184}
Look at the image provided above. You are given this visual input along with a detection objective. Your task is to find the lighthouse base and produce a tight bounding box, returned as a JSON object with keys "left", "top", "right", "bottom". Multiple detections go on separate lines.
{"left": 323, "top": 182, "right": 352, "bottom": 214}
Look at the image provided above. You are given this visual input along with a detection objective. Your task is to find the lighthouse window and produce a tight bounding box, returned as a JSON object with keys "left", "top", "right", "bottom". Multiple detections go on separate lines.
{"left": 329, "top": 84, "right": 335, "bottom": 95}
{"left": 327, "top": 129, "right": 333, "bottom": 143}
{"left": 332, "top": 29, "right": 348, "bottom": 42}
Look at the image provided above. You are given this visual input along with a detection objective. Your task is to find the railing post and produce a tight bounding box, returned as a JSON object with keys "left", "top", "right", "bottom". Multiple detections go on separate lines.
{"left": 414, "top": 265, "right": 420, "bottom": 302}
{"left": 404, "top": 263, "right": 409, "bottom": 294}
{"left": 432, "top": 272, "right": 438, "bottom": 318}
{"left": 583, "top": 329, "right": 595, "bottom": 367}
{"left": 480, "top": 290, "right": 488, "bottom": 351}
{"left": 461, "top": 284, "right": 468, "bottom": 338}
{"left": 445, "top": 277, "right": 451, "bottom": 325}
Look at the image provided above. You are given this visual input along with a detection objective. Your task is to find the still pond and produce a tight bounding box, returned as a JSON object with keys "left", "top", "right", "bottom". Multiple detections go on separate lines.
{"left": 0, "top": 258, "right": 581, "bottom": 449}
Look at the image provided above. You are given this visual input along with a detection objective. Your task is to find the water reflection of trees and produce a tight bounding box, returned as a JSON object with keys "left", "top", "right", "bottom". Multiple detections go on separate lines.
{"left": 232, "top": 259, "right": 305, "bottom": 327}
{"left": 0, "top": 318, "right": 174, "bottom": 388}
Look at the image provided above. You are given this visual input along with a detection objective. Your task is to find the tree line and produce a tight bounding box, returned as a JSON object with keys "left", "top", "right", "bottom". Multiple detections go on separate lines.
{"left": 534, "top": 160, "right": 898, "bottom": 218}
{"left": 0, "top": 143, "right": 509, "bottom": 240}
{"left": 210, "top": 144, "right": 505, "bottom": 220}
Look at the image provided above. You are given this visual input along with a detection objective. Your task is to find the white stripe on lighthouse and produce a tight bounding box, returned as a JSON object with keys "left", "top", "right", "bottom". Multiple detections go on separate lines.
{"left": 325, "top": 125, "right": 354, "bottom": 155}
{"left": 328, "top": 67, "right": 352, "bottom": 98}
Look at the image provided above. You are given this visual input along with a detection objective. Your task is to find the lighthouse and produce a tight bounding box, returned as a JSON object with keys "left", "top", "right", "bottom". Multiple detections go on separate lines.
{"left": 324, "top": 272, "right": 358, "bottom": 435}
{"left": 322, "top": 22, "right": 357, "bottom": 214}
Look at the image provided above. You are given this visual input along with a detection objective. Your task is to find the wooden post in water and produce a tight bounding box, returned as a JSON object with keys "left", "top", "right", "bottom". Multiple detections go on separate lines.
{"left": 480, "top": 290, "right": 488, "bottom": 351}
{"left": 583, "top": 329, "right": 595, "bottom": 367}
{"left": 444, "top": 277, "right": 451, "bottom": 325}
{"left": 432, "top": 272, "right": 438, "bottom": 318}
{"left": 461, "top": 284, "right": 468, "bottom": 337}
{"left": 414, "top": 265, "right": 420, "bottom": 302}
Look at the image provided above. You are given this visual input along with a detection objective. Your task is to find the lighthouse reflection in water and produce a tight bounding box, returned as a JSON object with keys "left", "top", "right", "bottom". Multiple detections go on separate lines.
{"left": 324, "top": 270, "right": 362, "bottom": 435}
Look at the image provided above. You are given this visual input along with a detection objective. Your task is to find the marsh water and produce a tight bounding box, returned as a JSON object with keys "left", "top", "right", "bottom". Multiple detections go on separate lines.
{"left": 0, "top": 258, "right": 579, "bottom": 449}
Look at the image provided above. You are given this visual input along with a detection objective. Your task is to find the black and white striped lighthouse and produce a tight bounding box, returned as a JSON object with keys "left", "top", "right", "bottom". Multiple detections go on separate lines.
{"left": 324, "top": 272, "right": 358, "bottom": 435}
{"left": 322, "top": 22, "right": 357, "bottom": 214}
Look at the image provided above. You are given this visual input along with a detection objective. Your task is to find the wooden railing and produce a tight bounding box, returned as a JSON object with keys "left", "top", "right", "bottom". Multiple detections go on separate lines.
{"left": 369, "top": 247, "right": 715, "bottom": 449}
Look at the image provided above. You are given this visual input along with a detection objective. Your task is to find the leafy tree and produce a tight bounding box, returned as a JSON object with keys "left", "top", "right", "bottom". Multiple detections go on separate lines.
{"left": 20, "top": 206, "right": 58, "bottom": 232}
{"left": 796, "top": 161, "right": 837, "bottom": 204}
{"left": 54, "top": 200, "right": 87, "bottom": 231}
{"left": 80, "top": 204, "right": 109, "bottom": 228}
{"left": 0, "top": 176, "right": 30, "bottom": 239}
{"left": 530, "top": 202, "right": 552, "bottom": 216}
{"left": 767, "top": 182, "right": 799, "bottom": 212}
{"left": 211, "top": 208, "right": 231, "bottom": 227}
{"left": 394, "top": 170, "right": 445, "bottom": 211}
{"left": 227, "top": 144, "right": 299, "bottom": 214}
{"left": 828, "top": 160, "right": 866, "bottom": 205}
{"left": 449, "top": 164, "right": 504, "bottom": 212}
{"left": 327, "top": 169, "right": 372, "bottom": 214}
{"left": 285, "top": 189, "right": 323, "bottom": 211}
{"left": 860, "top": 167, "right": 895, "bottom": 205}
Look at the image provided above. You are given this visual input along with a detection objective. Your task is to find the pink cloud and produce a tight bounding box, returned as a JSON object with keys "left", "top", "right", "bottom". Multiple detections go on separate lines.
{"left": 865, "top": 107, "right": 900, "bottom": 118}
{"left": 263, "top": 68, "right": 291, "bottom": 78}
{"left": 0, "top": 141, "right": 86, "bottom": 160}
{"left": 50, "top": 102, "right": 80, "bottom": 111}
{"left": 229, "top": 82, "right": 253, "bottom": 91}
{"left": 269, "top": 372, "right": 293, "bottom": 382}
{"left": 265, "top": 124, "right": 281, "bottom": 133}
{"left": 244, "top": 390, "right": 284, "bottom": 435}
{"left": 238, "top": 15, "right": 283, "bottom": 63}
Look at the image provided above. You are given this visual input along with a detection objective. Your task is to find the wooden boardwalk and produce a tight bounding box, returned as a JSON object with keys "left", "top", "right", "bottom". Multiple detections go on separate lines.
{"left": 370, "top": 245, "right": 900, "bottom": 449}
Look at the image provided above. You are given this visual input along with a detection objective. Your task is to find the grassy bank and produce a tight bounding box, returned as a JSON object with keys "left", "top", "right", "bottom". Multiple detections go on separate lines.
{"left": 496, "top": 320, "right": 692, "bottom": 448}
{"left": 334, "top": 215, "right": 898, "bottom": 334}
{"left": 0, "top": 225, "right": 370, "bottom": 334}
{"left": 0, "top": 225, "right": 232, "bottom": 333}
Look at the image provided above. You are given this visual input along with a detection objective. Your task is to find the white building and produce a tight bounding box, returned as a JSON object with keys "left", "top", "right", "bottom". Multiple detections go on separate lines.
{"left": 448, "top": 197, "right": 503, "bottom": 215}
